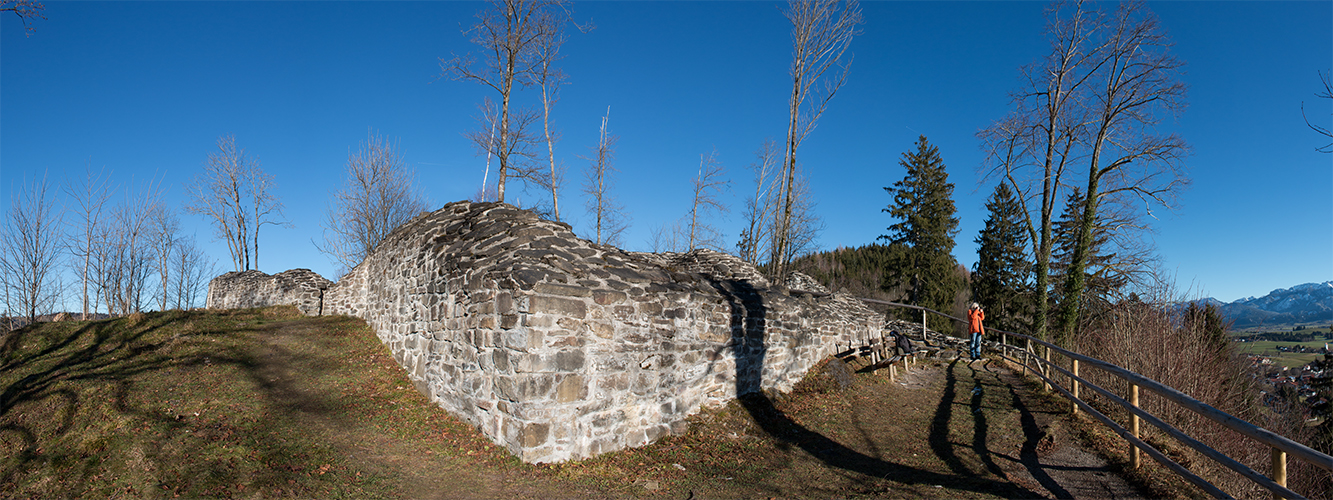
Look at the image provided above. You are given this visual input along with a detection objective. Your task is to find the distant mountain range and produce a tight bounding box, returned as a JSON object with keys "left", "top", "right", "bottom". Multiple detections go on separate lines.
{"left": 1200, "top": 282, "right": 1333, "bottom": 328}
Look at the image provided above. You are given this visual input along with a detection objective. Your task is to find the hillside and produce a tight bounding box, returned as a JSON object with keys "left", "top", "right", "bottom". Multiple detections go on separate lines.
{"left": 1211, "top": 281, "right": 1333, "bottom": 328}
{"left": 0, "top": 307, "right": 1157, "bottom": 498}
{"left": 791, "top": 244, "right": 972, "bottom": 332}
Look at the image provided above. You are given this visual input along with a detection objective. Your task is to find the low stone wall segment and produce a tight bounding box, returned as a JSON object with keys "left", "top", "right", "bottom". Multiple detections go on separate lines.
{"left": 206, "top": 268, "right": 333, "bottom": 316}
{"left": 208, "top": 201, "right": 887, "bottom": 463}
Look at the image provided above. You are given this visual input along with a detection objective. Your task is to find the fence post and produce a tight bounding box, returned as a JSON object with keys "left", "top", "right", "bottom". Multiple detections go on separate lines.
{"left": 1002, "top": 333, "right": 1008, "bottom": 359}
{"left": 1043, "top": 346, "right": 1052, "bottom": 392}
{"left": 1272, "top": 447, "right": 1287, "bottom": 500}
{"left": 1072, "top": 359, "right": 1081, "bottom": 415}
{"left": 1131, "top": 383, "right": 1141, "bottom": 469}
{"left": 1024, "top": 338, "right": 1031, "bottom": 376}
{"left": 921, "top": 309, "right": 927, "bottom": 341}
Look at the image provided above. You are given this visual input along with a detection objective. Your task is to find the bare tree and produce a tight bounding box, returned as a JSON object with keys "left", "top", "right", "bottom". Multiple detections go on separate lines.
{"left": 63, "top": 164, "right": 114, "bottom": 319}
{"left": 770, "top": 171, "right": 824, "bottom": 269}
{"left": 978, "top": 0, "right": 1103, "bottom": 342}
{"left": 649, "top": 220, "right": 685, "bottom": 253}
{"left": 534, "top": 6, "right": 572, "bottom": 221}
{"left": 1055, "top": 1, "right": 1189, "bottom": 343}
{"left": 443, "top": 0, "right": 567, "bottom": 203}
{"left": 101, "top": 185, "right": 160, "bottom": 315}
{"left": 148, "top": 204, "right": 179, "bottom": 311}
{"left": 185, "top": 135, "right": 284, "bottom": 272}
{"left": 738, "top": 139, "right": 780, "bottom": 263}
{"left": 169, "top": 235, "right": 216, "bottom": 310}
{"left": 0, "top": 173, "right": 63, "bottom": 324}
{"left": 770, "top": 0, "right": 862, "bottom": 279}
{"left": 1304, "top": 70, "right": 1332, "bottom": 154}
{"left": 249, "top": 166, "right": 287, "bottom": 272}
{"left": 581, "top": 107, "right": 629, "bottom": 247}
{"left": 685, "top": 148, "right": 728, "bottom": 251}
{"left": 1, "top": 0, "right": 45, "bottom": 36}
{"left": 318, "top": 131, "right": 429, "bottom": 276}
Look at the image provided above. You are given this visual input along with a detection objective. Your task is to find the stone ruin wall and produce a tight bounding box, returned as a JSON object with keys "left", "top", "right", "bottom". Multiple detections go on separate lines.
{"left": 208, "top": 201, "right": 887, "bottom": 463}
{"left": 206, "top": 268, "right": 332, "bottom": 316}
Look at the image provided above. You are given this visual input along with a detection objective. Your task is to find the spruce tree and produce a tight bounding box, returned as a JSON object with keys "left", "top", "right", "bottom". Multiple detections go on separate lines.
{"left": 880, "top": 135, "right": 960, "bottom": 332}
{"left": 1050, "top": 188, "right": 1126, "bottom": 345}
{"left": 973, "top": 183, "right": 1032, "bottom": 335}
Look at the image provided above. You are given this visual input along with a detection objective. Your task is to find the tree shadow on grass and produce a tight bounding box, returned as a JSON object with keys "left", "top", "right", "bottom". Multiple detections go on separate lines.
{"left": 0, "top": 309, "right": 353, "bottom": 496}
{"left": 710, "top": 278, "right": 1042, "bottom": 497}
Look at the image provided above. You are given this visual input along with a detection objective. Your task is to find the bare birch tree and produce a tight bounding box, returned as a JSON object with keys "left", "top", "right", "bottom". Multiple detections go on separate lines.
{"left": 770, "top": 0, "right": 861, "bottom": 279}
{"left": 0, "top": 173, "right": 62, "bottom": 324}
{"left": 738, "top": 139, "right": 780, "bottom": 264}
{"left": 686, "top": 148, "right": 728, "bottom": 251}
{"left": 581, "top": 107, "right": 628, "bottom": 246}
{"left": 978, "top": 0, "right": 1102, "bottom": 341}
{"left": 318, "top": 131, "right": 429, "bottom": 276}
{"left": 185, "top": 135, "right": 284, "bottom": 272}
{"left": 443, "top": 0, "right": 567, "bottom": 203}
{"left": 63, "top": 164, "right": 113, "bottom": 319}
{"left": 1056, "top": 0, "right": 1188, "bottom": 342}
{"left": 534, "top": 6, "right": 572, "bottom": 221}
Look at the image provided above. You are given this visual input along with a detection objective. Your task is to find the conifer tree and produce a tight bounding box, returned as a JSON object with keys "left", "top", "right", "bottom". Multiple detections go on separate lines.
{"left": 973, "top": 182, "right": 1031, "bottom": 335}
{"left": 1050, "top": 188, "right": 1126, "bottom": 344}
{"left": 880, "top": 135, "right": 960, "bottom": 332}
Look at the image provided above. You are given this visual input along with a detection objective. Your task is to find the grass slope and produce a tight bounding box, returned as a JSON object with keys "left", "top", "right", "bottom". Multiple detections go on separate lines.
{"left": 3, "top": 307, "right": 1160, "bottom": 498}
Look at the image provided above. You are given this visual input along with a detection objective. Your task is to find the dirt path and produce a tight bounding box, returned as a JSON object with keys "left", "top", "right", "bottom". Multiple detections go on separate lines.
{"left": 969, "top": 359, "right": 1142, "bottom": 499}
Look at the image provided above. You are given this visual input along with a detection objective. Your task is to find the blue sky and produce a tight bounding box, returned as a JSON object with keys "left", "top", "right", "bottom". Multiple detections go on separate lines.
{"left": 1, "top": 1, "right": 1329, "bottom": 305}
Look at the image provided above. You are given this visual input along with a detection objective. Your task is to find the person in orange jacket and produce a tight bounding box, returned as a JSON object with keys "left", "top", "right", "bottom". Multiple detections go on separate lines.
{"left": 967, "top": 302, "right": 985, "bottom": 360}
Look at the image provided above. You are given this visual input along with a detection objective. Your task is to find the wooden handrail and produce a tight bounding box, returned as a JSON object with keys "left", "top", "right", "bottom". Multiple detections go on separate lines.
{"left": 856, "top": 296, "right": 1333, "bottom": 497}
{"left": 1012, "top": 350, "right": 1306, "bottom": 499}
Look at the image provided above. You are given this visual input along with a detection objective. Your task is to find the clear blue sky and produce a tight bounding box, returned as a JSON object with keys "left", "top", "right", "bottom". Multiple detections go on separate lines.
{"left": 2, "top": 1, "right": 1329, "bottom": 305}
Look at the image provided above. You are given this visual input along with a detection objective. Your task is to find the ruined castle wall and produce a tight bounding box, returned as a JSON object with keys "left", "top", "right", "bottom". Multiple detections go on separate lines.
{"left": 213, "top": 201, "right": 887, "bottom": 463}
{"left": 206, "top": 269, "right": 333, "bottom": 316}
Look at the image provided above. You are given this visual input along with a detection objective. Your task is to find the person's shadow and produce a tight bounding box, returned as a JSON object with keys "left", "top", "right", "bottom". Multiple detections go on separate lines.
{"left": 708, "top": 277, "right": 1041, "bottom": 497}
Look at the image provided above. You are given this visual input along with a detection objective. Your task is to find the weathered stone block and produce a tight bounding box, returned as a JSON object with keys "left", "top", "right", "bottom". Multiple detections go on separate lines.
{"left": 531, "top": 295, "right": 587, "bottom": 318}
{"left": 555, "top": 349, "right": 585, "bottom": 371}
{"left": 592, "top": 290, "right": 627, "bottom": 305}
{"left": 535, "top": 283, "right": 592, "bottom": 298}
{"left": 555, "top": 374, "right": 586, "bottom": 403}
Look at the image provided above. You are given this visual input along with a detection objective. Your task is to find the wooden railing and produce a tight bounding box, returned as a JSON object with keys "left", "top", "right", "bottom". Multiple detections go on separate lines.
{"left": 858, "top": 297, "right": 1333, "bottom": 500}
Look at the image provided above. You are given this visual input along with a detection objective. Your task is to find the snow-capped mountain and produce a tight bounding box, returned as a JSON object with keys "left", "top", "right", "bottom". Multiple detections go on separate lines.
{"left": 1210, "top": 281, "right": 1333, "bottom": 328}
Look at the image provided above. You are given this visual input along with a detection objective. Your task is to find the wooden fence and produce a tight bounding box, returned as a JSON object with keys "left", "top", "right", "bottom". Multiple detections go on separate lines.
{"left": 858, "top": 298, "right": 1333, "bottom": 500}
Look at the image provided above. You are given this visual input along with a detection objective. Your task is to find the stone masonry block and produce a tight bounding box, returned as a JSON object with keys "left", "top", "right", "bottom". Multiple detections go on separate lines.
{"left": 535, "top": 283, "right": 592, "bottom": 298}
{"left": 530, "top": 295, "right": 587, "bottom": 318}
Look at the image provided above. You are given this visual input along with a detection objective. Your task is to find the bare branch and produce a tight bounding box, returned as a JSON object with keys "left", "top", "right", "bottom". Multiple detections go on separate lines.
{"left": 580, "top": 107, "right": 629, "bottom": 247}
{"left": 771, "top": 0, "right": 862, "bottom": 278}
{"left": 686, "top": 148, "right": 729, "bottom": 251}
{"left": 318, "top": 131, "right": 430, "bottom": 277}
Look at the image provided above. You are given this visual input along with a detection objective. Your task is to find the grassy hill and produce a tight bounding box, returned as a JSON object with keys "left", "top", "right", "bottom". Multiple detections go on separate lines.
{"left": 2, "top": 307, "right": 1165, "bottom": 498}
